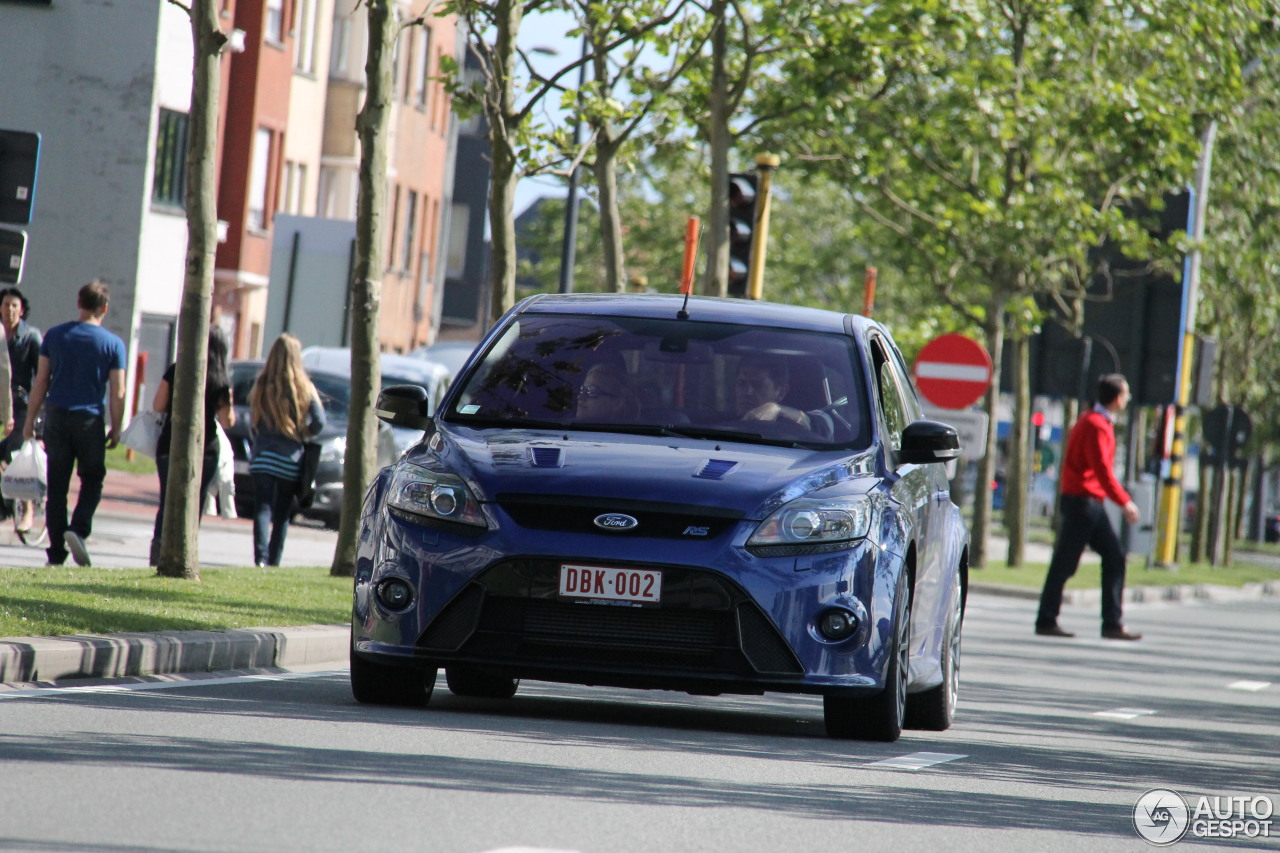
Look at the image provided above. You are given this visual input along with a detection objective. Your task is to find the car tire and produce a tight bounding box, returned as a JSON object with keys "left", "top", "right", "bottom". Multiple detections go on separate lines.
{"left": 905, "top": 582, "right": 962, "bottom": 731}
{"left": 824, "top": 574, "right": 909, "bottom": 742}
{"left": 349, "top": 640, "right": 436, "bottom": 707}
{"left": 445, "top": 665, "right": 520, "bottom": 699}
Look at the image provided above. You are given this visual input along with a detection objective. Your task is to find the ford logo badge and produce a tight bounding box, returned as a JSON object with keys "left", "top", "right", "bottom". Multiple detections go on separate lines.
{"left": 594, "top": 513, "right": 639, "bottom": 531}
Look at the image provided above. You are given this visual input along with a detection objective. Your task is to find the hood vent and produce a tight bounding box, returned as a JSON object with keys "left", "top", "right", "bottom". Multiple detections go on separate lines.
{"left": 529, "top": 446, "right": 564, "bottom": 468}
{"left": 694, "top": 458, "right": 738, "bottom": 480}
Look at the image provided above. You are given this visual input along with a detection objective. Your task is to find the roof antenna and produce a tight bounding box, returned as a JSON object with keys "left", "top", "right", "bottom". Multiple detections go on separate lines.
{"left": 677, "top": 215, "right": 700, "bottom": 320}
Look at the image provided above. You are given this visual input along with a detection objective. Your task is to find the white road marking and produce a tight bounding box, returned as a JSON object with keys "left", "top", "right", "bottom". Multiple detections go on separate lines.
{"left": 0, "top": 669, "right": 343, "bottom": 700}
{"left": 1094, "top": 707, "right": 1157, "bottom": 720}
{"left": 867, "top": 751, "right": 966, "bottom": 770}
{"left": 481, "top": 848, "right": 579, "bottom": 853}
{"left": 1227, "top": 680, "right": 1272, "bottom": 692}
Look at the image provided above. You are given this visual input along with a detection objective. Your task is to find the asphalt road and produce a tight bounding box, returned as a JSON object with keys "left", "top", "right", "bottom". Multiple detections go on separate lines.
{"left": 1, "top": 592, "right": 1276, "bottom": 853}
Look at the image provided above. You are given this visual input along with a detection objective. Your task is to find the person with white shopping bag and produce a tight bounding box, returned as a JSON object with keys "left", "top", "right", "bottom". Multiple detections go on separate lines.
{"left": 22, "top": 281, "right": 126, "bottom": 567}
{"left": 150, "top": 326, "right": 234, "bottom": 565}
{"left": 0, "top": 286, "right": 43, "bottom": 538}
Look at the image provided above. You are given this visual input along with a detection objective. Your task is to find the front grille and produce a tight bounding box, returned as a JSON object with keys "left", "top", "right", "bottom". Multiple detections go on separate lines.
{"left": 416, "top": 559, "right": 803, "bottom": 679}
{"left": 497, "top": 494, "right": 742, "bottom": 539}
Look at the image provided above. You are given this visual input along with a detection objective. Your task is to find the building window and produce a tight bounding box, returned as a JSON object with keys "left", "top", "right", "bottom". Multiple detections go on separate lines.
{"left": 415, "top": 27, "right": 432, "bottom": 109}
{"left": 387, "top": 183, "right": 401, "bottom": 269}
{"left": 152, "top": 108, "right": 189, "bottom": 209}
{"left": 446, "top": 202, "right": 469, "bottom": 277}
{"left": 402, "top": 190, "right": 418, "bottom": 271}
{"left": 330, "top": 16, "right": 349, "bottom": 76}
{"left": 294, "top": 0, "right": 317, "bottom": 73}
{"left": 249, "top": 127, "right": 274, "bottom": 230}
{"left": 266, "top": 0, "right": 285, "bottom": 43}
{"left": 282, "top": 160, "right": 308, "bottom": 215}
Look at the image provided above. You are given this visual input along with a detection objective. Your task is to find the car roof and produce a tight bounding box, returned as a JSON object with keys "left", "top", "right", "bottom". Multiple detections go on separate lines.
{"left": 512, "top": 292, "right": 878, "bottom": 336}
{"left": 301, "top": 346, "right": 450, "bottom": 382}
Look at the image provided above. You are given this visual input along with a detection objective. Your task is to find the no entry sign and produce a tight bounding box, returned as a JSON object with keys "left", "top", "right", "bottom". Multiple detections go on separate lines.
{"left": 913, "top": 333, "right": 992, "bottom": 410}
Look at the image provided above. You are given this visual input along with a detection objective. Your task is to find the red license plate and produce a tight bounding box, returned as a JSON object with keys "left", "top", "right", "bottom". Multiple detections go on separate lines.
{"left": 558, "top": 565, "right": 662, "bottom": 604}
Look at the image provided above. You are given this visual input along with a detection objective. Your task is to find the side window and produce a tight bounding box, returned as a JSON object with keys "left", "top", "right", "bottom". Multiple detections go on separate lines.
{"left": 872, "top": 338, "right": 911, "bottom": 452}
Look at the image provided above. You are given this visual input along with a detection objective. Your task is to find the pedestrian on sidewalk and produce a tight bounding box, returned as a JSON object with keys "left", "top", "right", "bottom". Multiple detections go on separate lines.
{"left": 149, "top": 326, "right": 235, "bottom": 565}
{"left": 1035, "top": 373, "right": 1142, "bottom": 641}
{"left": 247, "top": 333, "right": 325, "bottom": 567}
{"left": 0, "top": 286, "right": 44, "bottom": 539}
{"left": 22, "top": 280, "right": 126, "bottom": 567}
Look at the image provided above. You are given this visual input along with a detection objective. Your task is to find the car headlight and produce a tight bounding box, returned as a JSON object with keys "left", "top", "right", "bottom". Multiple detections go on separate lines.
{"left": 747, "top": 496, "right": 875, "bottom": 554}
{"left": 319, "top": 435, "right": 346, "bottom": 463}
{"left": 386, "top": 462, "right": 487, "bottom": 528}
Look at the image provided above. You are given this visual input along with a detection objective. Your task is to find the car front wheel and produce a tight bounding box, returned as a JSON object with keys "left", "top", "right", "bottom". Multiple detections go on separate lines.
{"left": 824, "top": 574, "right": 910, "bottom": 742}
{"left": 350, "top": 640, "right": 436, "bottom": 707}
{"left": 906, "top": 582, "right": 962, "bottom": 731}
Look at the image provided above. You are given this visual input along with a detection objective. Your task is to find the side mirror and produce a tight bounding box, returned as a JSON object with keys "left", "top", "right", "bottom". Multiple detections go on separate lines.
{"left": 898, "top": 419, "right": 961, "bottom": 465}
{"left": 375, "top": 384, "right": 433, "bottom": 431}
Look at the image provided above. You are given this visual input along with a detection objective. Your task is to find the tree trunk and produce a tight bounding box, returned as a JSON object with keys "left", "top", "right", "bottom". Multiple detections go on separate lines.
{"left": 1005, "top": 331, "right": 1029, "bottom": 567}
{"left": 700, "top": 0, "right": 730, "bottom": 297}
{"left": 157, "top": 0, "right": 226, "bottom": 580}
{"left": 970, "top": 306, "right": 1005, "bottom": 569}
{"left": 331, "top": 0, "right": 394, "bottom": 577}
{"left": 484, "top": 0, "right": 522, "bottom": 326}
{"left": 593, "top": 133, "right": 626, "bottom": 293}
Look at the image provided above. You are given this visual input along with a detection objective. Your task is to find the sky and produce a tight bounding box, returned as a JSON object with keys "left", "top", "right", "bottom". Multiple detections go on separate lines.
{"left": 513, "top": 8, "right": 581, "bottom": 216}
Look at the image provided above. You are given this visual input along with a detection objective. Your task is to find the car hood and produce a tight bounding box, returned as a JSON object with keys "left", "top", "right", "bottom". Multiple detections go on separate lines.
{"left": 414, "top": 425, "right": 881, "bottom": 520}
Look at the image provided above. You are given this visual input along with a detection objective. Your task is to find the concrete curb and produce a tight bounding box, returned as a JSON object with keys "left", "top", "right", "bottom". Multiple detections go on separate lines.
{"left": 971, "top": 580, "right": 1280, "bottom": 604}
{"left": 0, "top": 624, "right": 349, "bottom": 685}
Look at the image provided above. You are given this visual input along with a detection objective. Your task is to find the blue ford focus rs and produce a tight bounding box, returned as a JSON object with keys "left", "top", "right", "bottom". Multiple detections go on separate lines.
{"left": 351, "top": 293, "right": 968, "bottom": 741}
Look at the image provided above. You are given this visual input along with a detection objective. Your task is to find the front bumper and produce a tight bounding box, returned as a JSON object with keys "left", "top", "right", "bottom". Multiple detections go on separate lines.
{"left": 352, "top": 499, "right": 902, "bottom": 698}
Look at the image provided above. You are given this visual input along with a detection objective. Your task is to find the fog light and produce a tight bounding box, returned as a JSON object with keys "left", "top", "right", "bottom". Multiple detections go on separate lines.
{"left": 818, "top": 609, "right": 858, "bottom": 640}
{"left": 376, "top": 578, "right": 414, "bottom": 610}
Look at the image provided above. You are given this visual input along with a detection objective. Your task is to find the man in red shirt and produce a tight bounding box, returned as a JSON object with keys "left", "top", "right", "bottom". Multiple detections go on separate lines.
{"left": 1036, "top": 374, "right": 1143, "bottom": 640}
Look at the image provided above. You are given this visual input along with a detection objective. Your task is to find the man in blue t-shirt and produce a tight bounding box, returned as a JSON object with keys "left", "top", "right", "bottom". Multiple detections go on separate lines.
{"left": 23, "top": 280, "right": 127, "bottom": 566}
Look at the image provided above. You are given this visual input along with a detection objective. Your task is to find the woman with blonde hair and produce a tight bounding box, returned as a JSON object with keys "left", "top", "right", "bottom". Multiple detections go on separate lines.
{"left": 248, "top": 333, "right": 325, "bottom": 566}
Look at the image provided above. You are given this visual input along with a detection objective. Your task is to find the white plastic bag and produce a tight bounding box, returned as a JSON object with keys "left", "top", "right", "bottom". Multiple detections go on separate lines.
{"left": 121, "top": 410, "right": 165, "bottom": 458}
{"left": 205, "top": 422, "right": 237, "bottom": 519}
{"left": 1, "top": 440, "right": 47, "bottom": 502}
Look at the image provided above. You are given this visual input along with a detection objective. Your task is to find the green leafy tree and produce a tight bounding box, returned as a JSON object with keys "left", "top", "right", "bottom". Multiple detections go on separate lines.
{"left": 756, "top": 1, "right": 1275, "bottom": 566}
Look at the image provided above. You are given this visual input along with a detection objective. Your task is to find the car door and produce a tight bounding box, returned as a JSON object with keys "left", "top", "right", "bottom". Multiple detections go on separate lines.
{"left": 869, "top": 333, "right": 939, "bottom": 579}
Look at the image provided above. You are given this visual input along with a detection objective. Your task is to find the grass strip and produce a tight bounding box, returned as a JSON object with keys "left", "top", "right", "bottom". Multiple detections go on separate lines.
{"left": 0, "top": 565, "right": 351, "bottom": 638}
{"left": 975, "top": 559, "right": 1280, "bottom": 589}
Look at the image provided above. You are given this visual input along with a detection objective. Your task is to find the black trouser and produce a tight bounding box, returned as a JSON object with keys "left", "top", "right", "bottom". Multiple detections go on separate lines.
{"left": 153, "top": 448, "right": 220, "bottom": 540}
{"left": 1036, "top": 493, "right": 1128, "bottom": 630}
{"left": 44, "top": 407, "right": 107, "bottom": 565}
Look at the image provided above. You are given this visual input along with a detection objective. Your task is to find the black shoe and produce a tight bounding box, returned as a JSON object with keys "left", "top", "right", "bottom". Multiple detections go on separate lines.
{"left": 1035, "top": 624, "right": 1075, "bottom": 638}
{"left": 1102, "top": 626, "right": 1142, "bottom": 641}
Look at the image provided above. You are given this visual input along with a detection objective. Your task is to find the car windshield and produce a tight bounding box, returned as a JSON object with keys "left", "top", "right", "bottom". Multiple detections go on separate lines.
{"left": 446, "top": 313, "right": 870, "bottom": 450}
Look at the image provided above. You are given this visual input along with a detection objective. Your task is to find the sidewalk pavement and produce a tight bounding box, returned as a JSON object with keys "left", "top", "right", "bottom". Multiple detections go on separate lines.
{"left": 2, "top": 475, "right": 1277, "bottom": 689}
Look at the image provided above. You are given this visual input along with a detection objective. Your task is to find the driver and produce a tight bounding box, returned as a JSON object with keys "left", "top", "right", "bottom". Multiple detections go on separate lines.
{"left": 576, "top": 364, "right": 639, "bottom": 422}
{"left": 735, "top": 359, "right": 812, "bottom": 429}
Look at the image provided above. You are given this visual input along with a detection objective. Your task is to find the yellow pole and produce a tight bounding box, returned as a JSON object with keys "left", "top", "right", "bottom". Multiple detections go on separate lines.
{"left": 747, "top": 153, "right": 780, "bottom": 300}
{"left": 1155, "top": 123, "right": 1216, "bottom": 566}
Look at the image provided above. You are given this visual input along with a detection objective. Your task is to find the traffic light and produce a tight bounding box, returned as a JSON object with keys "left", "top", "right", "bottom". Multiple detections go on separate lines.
{"left": 727, "top": 172, "right": 757, "bottom": 298}
{"left": 0, "top": 129, "right": 41, "bottom": 225}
